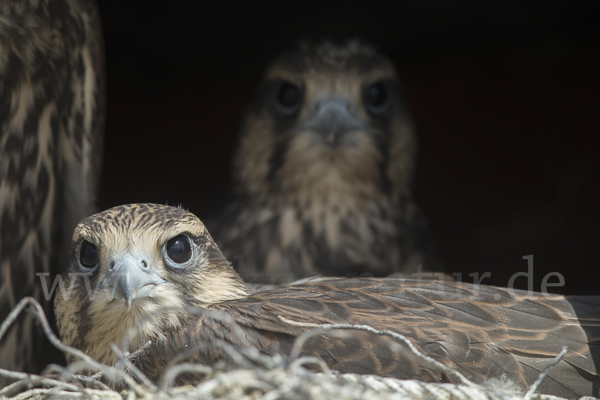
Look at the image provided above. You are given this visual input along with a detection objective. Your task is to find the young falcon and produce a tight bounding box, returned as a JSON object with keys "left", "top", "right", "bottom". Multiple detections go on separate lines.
{"left": 209, "top": 40, "right": 440, "bottom": 284}
{"left": 56, "top": 204, "right": 600, "bottom": 398}
{"left": 0, "top": 0, "right": 105, "bottom": 380}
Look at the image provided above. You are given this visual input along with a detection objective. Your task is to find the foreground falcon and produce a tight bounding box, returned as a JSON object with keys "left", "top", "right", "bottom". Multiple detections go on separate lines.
{"left": 56, "top": 204, "right": 600, "bottom": 398}
{"left": 209, "top": 40, "right": 440, "bottom": 284}
{"left": 0, "top": 0, "right": 105, "bottom": 379}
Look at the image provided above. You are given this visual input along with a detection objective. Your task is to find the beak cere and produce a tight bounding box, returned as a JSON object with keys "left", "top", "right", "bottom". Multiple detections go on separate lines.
{"left": 102, "top": 255, "right": 166, "bottom": 309}
{"left": 307, "top": 98, "right": 365, "bottom": 146}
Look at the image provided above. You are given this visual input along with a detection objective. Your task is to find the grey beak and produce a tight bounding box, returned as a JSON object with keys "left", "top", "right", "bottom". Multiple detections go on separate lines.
{"left": 102, "top": 255, "right": 166, "bottom": 308}
{"left": 303, "top": 98, "right": 365, "bottom": 146}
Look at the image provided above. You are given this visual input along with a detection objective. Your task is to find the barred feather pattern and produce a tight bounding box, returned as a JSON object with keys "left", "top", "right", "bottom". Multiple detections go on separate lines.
{"left": 136, "top": 277, "right": 600, "bottom": 399}
{"left": 0, "top": 0, "right": 105, "bottom": 379}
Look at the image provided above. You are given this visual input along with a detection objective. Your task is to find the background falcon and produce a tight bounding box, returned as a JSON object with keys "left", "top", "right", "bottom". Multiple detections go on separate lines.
{"left": 209, "top": 40, "right": 441, "bottom": 284}
{"left": 56, "top": 204, "right": 600, "bottom": 398}
{"left": 0, "top": 0, "right": 105, "bottom": 381}
{"left": 96, "top": 3, "right": 599, "bottom": 295}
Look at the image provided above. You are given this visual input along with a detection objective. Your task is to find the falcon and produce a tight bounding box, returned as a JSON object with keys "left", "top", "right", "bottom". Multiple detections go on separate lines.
{"left": 56, "top": 204, "right": 600, "bottom": 398}
{"left": 209, "top": 40, "right": 440, "bottom": 284}
{"left": 0, "top": 0, "right": 105, "bottom": 380}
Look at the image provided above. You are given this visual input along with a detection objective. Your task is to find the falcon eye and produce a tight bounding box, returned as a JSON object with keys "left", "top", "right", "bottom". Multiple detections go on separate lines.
{"left": 364, "top": 81, "right": 389, "bottom": 115}
{"left": 79, "top": 240, "right": 99, "bottom": 270}
{"left": 165, "top": 234, "right": 192, "bottom": 264}
{"left": 274, "top": 81, "right": 302, "bottom": 115}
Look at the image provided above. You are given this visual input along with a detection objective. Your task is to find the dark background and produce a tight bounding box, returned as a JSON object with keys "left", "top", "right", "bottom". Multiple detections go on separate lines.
{"left": 95, "top": 1, "right": 600, "bottom": 294}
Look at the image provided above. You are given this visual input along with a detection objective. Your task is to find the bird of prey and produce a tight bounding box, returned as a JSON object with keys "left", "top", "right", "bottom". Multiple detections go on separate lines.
{"left": 209, "top": 40, "right": 440, "bottom": 284}
{"left": 0, "top": 0, "right": 105, "bottom": 380}
{"left": 56, "top": 204, "right": 600, "bottom": 398}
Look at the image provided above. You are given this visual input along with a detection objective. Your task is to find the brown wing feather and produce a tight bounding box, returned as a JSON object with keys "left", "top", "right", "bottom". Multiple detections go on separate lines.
{"left": 133, "top": 278, "right": 600, "bottom": 398}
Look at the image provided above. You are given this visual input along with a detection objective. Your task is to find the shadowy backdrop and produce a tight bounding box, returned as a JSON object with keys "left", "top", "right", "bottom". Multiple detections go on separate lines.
{"left": 96, "top": 0, "right": 600, "bottom": 294}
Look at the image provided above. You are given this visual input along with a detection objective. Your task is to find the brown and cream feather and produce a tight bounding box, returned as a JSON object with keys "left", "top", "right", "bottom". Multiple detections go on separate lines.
{"left": 56, "top": 204, "right": 600, "bottom": 398}
{"left": 0, "top": 0, "right": 105, "bottom": 380}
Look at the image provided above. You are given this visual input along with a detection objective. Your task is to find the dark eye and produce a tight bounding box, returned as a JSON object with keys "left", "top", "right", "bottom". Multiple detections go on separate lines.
{"left": 364, "top": 81, "right": 389, "bottom": 114}
{"left": 274, "top": 81, "right": 302, "bottom": 115}
{"left": 79, "top": 240, "right": 99, "bottom": 269}
{"left": 165, "top": 234, "right": 192, "bottom": 264}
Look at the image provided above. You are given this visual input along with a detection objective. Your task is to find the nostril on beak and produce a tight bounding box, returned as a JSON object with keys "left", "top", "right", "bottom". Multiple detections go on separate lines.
{"left": 141, "top": 260, "right": 148, "bottom": 269}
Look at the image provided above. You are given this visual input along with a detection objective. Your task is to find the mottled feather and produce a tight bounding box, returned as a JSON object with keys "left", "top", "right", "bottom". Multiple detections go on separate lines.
{"left": 56, "top": 204, "right": 600, "bottom": 398}
{"left": 0, "top": 0, "right": 105, "bottom": 380}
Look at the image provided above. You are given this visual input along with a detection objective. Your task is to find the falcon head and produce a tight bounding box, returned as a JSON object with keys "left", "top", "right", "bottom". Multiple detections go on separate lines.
{"left": 234, "top": 40, "right": 416, "bottom": 205}
{"left": 54, "top": 203, "right": 249, "bottom": 366}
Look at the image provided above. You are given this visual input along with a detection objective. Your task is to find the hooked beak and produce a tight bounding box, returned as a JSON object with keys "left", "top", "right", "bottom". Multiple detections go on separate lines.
{"left": 101, "top": 254, "right": 166, "bottom": 309}
{"left": 302, "top": 98, "right": 366, "bottom": 146}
